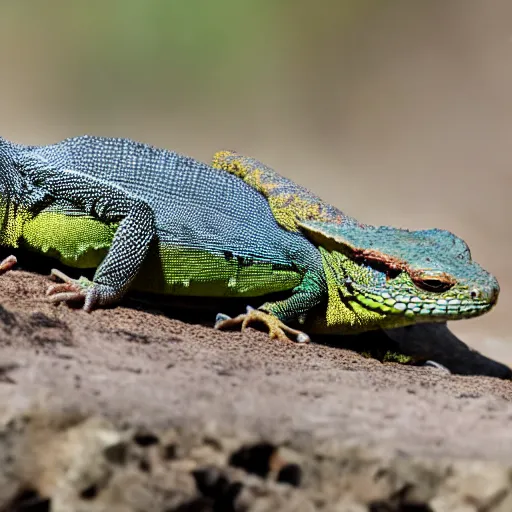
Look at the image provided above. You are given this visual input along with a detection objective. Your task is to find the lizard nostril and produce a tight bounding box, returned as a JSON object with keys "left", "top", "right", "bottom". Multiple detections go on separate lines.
{"left": 470, "top": 286, "right": 500, "bottom": 304}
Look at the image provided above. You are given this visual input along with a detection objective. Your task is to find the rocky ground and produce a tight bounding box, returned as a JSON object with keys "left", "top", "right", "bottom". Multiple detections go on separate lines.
{"left": 1, "top": 265, "right": 512, "bottom": 512}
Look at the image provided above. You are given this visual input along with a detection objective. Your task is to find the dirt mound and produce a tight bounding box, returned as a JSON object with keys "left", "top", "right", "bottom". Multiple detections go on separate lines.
{"left": 1, "top": 269, "right": 512, "bottom": 511}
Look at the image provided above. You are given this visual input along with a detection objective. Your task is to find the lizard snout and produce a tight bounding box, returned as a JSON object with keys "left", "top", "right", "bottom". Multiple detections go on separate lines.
{"left": 470, "top": 278, "right": 500, "bottom": 306}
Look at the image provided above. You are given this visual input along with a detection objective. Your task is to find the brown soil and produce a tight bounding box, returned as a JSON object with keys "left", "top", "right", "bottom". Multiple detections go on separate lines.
{"left": 1, "top": 268, "right": 512, "bottom": 511}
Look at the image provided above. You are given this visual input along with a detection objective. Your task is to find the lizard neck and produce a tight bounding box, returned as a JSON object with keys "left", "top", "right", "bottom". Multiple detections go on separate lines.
{"left": 312, "top": 246, "right": 385, "bottom": 333}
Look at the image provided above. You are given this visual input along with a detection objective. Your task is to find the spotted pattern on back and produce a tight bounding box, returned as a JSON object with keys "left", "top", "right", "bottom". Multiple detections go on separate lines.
{"left": 212, "top": 150, "right": 362, "bottom": 232}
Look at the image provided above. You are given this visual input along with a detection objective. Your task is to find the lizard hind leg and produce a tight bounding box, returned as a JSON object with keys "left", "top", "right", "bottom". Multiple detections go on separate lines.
{"left": 214, "top": 306, "right": 311, "bottom": 343}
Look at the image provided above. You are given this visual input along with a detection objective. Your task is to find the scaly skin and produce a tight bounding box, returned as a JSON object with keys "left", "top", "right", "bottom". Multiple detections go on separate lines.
{"left": 0, "top": 136, "right": 499, "bottom": 344}
{"left": 211, "top": 151, "right": 499, "bottom": 335}
{"left": 0, "top": 136, "right": 321, "bottom": 328}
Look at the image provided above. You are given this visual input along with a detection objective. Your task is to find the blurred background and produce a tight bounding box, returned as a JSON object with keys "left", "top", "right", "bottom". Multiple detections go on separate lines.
{"left": 0, "top": 1, "right": 510, "bottom": 363}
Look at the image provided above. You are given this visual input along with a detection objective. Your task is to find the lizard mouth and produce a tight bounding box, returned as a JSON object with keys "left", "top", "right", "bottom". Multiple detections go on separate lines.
{"left": 353, "top": 292, "right": 495, "bottom": 320}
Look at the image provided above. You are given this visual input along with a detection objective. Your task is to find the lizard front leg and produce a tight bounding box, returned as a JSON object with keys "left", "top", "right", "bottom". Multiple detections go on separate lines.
{"left": 215, "top": 269, "right": 326, "bottom": 343}
{"left": 46, "top": 197, "right": 155, "bottom": 311}
{"left": 19, "top": 155, "right": 156, "bottom": 311}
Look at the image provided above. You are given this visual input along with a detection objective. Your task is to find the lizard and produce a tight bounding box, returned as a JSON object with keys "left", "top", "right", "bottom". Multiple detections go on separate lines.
{"left": 0, "top": 135, "right": 499, "bottom": 343}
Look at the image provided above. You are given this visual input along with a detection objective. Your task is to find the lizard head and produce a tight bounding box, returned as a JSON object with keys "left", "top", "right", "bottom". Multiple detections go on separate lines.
{"left": 300, "top": 220, "right": 499, "bottom": 332}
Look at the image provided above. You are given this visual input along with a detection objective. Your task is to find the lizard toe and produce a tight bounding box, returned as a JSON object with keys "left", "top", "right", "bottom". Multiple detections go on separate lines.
{"left": 46, "top": 282, "right": 81, "bottom": 296}
{"left": 422, "top": 360, "right": 451, "bottom": 373}
{"left": 47, "top": 290, "right": 86, "bottom": 305}
{"left": 214, "top": 312, "right": 232, "bottom": 326}
{"left": 50, "top": 268, "right": 79, "bottom": 285}
{"left": 0, "top": 255, "right": 17, "bottom": 274}
{"left": 214, "top": 306, "right": 310, "bottom": 343}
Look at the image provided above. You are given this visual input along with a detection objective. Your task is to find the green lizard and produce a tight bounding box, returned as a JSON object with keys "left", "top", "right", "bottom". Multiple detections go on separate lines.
{"left": 0, "top": 136, "right": 499, "bottom": 343}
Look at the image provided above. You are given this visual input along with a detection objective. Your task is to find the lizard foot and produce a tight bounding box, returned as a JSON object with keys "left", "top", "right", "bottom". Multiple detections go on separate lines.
{"left": 46, "top": 268, "right": 103, "bottom": 312}
{"left": 0, "top": 255, "right": 17, "bottom": 274}
{"left": 214, "top": 306, "right": 310, "bottom": 343}
{"left": 47, "top": 269, "right": 122, "bottom": 312}
{"left": 46, "top": 269, "right": 91, "bottom": 308}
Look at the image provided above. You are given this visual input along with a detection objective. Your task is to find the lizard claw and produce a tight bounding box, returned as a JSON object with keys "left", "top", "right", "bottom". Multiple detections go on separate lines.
{"left": 422, "top": 360, "right": 451, "bottom": 373}
{"left": 0, "top": 255, "right": 17, "bottom": 274}
{"left": 214, "top": 306, "right": 310, "bottom": 343}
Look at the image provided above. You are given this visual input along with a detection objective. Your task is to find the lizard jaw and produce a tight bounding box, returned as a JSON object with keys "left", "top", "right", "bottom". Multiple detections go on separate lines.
{"left": 353, "top": 290, "right": 496, "bottom": 322}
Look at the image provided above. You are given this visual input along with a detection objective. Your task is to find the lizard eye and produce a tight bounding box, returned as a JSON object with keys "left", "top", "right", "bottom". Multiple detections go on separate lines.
{"left": 413, "top": 278, "right": 453, "bottom": 293}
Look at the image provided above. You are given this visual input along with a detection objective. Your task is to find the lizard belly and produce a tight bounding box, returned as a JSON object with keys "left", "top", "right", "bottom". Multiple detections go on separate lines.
{"left": 141, "top": 191, "right": 319, "bottom": 297}
{"left": 21, "top": 211, "right": 114, "bottom": 268}
{"left": 20, "top": 211, "right": 306, "bottom": 298}
{"left": 132, "top": 244, "right": 303, "bottom": 297}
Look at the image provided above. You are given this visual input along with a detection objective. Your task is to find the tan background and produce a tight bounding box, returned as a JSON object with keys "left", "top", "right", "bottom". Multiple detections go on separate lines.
{"left": 0, "top": 1, "right": 510, "bottom": 363}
